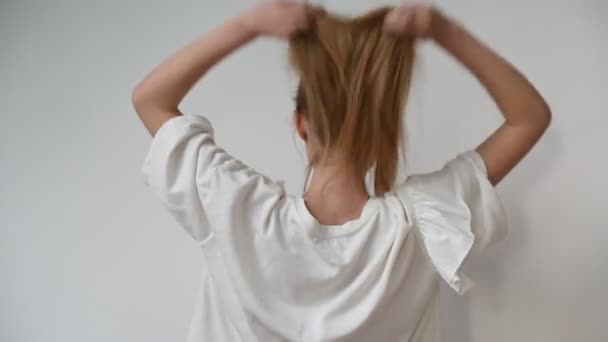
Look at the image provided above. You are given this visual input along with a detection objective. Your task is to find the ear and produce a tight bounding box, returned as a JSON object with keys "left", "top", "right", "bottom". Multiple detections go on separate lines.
{"left": 295, "top": 112, "right": 308, "bottom": 142}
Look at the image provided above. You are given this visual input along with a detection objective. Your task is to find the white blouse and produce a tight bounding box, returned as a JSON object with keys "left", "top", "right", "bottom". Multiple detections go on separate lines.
{"left": 142, "top": 114, "right": 507, "bottom": 342}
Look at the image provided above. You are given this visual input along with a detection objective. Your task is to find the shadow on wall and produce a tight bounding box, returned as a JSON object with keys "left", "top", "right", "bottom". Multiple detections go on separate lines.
{"left": 440, "top": 127, "right": 564, "bottom": 342}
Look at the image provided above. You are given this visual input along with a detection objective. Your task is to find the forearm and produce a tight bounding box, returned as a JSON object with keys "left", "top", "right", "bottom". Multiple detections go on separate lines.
{"left": 432, "top": 16, "right": 551, "bottom": 127}
{"left": 132, "top": 15, "right": 257, "bottom": 135}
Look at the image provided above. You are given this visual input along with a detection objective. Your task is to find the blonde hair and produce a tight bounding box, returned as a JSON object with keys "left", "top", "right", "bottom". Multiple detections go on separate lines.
{"left": 288, "top": 7, "right": 416, "bottom": 195}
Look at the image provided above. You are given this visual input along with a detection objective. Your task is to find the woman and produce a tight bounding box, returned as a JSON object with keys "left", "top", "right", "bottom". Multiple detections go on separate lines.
{"left": 132, "top": 1, "right": 550, "bottom": 341}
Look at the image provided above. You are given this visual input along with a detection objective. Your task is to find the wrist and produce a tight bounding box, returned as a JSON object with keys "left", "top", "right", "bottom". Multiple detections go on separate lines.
{"left": 236, "top": 9, "right": 262, "bottom": 37}
{"left": 430, "top": 13, "right": 461, "bottom": 45}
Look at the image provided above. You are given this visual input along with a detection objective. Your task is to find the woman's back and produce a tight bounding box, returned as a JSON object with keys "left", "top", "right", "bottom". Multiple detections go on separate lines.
{"left": 133, "top": 1, "right": 550, "bottom": 341}
{"left": 142, "top": 114, "right": 505, "bottom": 341}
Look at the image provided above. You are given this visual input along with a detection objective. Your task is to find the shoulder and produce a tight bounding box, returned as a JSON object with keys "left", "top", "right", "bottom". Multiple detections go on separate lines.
{"left": 392, "top": 151, "right": 508, "bottom": 294}
{"left": 404, "top": 151, "right": 488, "bottom": 194}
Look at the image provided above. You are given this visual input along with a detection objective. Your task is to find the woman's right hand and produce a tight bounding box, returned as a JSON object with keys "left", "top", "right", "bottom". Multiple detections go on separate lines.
{"left": 241, "top": 0, "right": 316, "bottom": 39}
{"left": 383, "top": 2, "right": 446, "bottom": 39}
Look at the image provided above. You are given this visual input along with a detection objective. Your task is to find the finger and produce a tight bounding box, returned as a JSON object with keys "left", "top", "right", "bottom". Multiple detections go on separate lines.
{"left": 401, "top": 10, "right": 414, "bottom": 32}
{"left": 307, "top": 5, "right": 324, "bottom": 23}
{"left": 301, "top": 4, "right": 321, "bottom": 23}
{"left": 292, "top": 8, "right": 313, "bottom": 30}
{"left": 383, "top": 17, "right": 400, "bottom": 33}
{"left": 384, "top": 8, "right": 411, "bottom": 33}
{"left": 383, "top": 9, "right": 402, "bottom": 28}
{"left": 303, "top": 4, "right": 319, "bottom": 23}
{"left": 384, "top": 9, "right": 398, "bottom": 23}
{"left": 308, "top": 3, "right": 325, "bottom": 14}
{"left": 293, "top": 19, "right": 309, "bottom": 31}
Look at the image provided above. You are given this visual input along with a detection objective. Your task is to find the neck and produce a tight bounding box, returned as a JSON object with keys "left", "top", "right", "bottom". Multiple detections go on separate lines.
{"left": 304, "top": 164, "right": 370, "bottom": 226}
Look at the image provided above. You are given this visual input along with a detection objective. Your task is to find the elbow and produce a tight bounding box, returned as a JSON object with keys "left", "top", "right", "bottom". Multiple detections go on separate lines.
{"left": 131, "top": 83, "right": 178, "bottom": 117}
{"left": 131, "top": 83, "right": 181, "bottom": 136}
{"left": 506, "top": 100, "right": 552, "bottom": 134}
{"left": 131, "top": 83, "right": 149, "bottom": 115}
{"left": 525, "top": 102, "right": 552, "bottom": 139}
{"left": 523, "top": 98, "right": 552, "bottom": 132}
{"left": 537, "top": 101, "right": 552, "bottom": 132}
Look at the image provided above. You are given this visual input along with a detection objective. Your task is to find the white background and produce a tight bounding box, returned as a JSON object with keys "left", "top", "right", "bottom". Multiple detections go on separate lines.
{"left": 1, "top": 0, "right": 607, "bottom": 341}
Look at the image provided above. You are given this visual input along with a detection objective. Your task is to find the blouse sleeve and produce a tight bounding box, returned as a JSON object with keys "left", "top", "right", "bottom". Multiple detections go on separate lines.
{"left": 141, "top": 114, "right": 285, "bottom": 245}
{"left": 399, "top": 151, "right": 507, "bottom": 294}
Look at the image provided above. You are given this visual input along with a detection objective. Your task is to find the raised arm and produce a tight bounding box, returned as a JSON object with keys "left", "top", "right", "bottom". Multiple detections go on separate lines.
{"left": 131, "top": 1, "right": 315, "bottom": 136}
{"left": 385, "top": 4, "right": 551, "bottom": 185}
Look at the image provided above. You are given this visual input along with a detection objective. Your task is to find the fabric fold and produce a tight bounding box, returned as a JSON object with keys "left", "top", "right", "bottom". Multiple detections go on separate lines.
{"left": 401, "top": 151, "right": 508, "bottom": 295}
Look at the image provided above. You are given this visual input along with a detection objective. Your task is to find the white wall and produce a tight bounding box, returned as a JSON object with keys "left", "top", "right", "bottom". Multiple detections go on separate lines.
{"left": 1, "top": 0, "right": 606, "bottom": 341}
